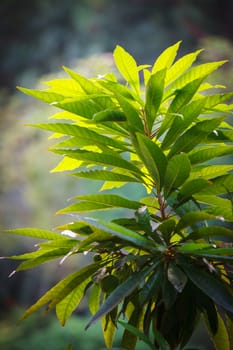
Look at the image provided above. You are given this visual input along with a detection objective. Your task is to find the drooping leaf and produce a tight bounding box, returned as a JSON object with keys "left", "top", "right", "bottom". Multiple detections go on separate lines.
{"left": 167, "top": 263, "right": 187, "bottom": 293}
{"left": 181, "top": 261, "right": 233, "bottom": 314}
{"left": 164, "top": 154, "right": 191, "bottom": 198}
{"left": 205, "top": 311, "right": 231, "bottom": 350}
{"left": 85, "top": 263, "right": 158, "bottom": 329}
{"left": 56, "top": 277, "right": 91, "bottom": 325}
{"left": 102, "top": 310, "right": 117, "bottom": 349}
{"left": 20, "top": 263, "right": 101, "bottom": 320}
{"left": 88, "top": 283, "right": 101, "bottom": 315}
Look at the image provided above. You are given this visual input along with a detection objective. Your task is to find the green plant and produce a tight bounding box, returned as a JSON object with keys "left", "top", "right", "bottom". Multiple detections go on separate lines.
{"left": 3, "top": 41, "right": 233, "bottom": 350}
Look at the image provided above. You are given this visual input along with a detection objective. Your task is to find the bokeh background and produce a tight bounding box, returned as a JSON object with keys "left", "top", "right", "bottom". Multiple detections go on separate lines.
{"left": 1, "top": 1, "right": 233, "bottom": 349}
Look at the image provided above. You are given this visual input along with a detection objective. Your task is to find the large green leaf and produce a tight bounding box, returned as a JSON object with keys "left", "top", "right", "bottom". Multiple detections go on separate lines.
{"left": 165, "top": 49, "right": 203, "bottom": 86}
{"left": 181, "top": 261, "right": 233, "bottom": 314}
{"left": 72, "top": 216, "right": 156, "bottom": 250}
{"left": 177, "top": 178, "right": 210, "bottom": 205}
{"left": 54, "top": 97, "right": 101, "bottom": 118}
{"left": 63, "top": 67, "right": 102, "bottom": 95}
{"left": 175, "top": 211, "right": 219, "bottom": 232}
{"left": 72, "top": 169, "right": 140, "bottom": 183}
{"left": 57, "top": 194, "right": 142, "bottom": 214}
{"left": 31, "top": 123, "right": 130, "bottom": 152}
{"left": 145, "top": 69, "right": 166, "bottom": 133}
{"left": 168, "top": 77, "right": 205, "bottom": 114}
{"left": 9, "top": 247, "right": 73, "bottom": 271}
{"left": 85, "top": 263, "right": 157, "bottom": 329}
{"left": 161, "top": 99, "right": 205, "bottom": 149}
{"left": 198, "top": 174, "right": 233, "bottom": 196}
{"left": 3, "top": 228, "right": 63, "bottom": 240}
{"left": 194, "top": 195, "right": 233, "bottom": 220}
{"left": 113, "top": 45, "right": 140, "bottom": 95}
{"left": 187, "top": 226, "right": 233, "bottom": 240}
{"left": 17, "top": 86, "right": 65, "bottom": 103}
{"left": 165, "top": 60, "right": 227, "bottom": 100}
{"left": 164, "top": 154, "right": 191, "bottom": 197}
{"left": 136, "top": 133, "right": 167, "bottom": 192}
{"left": 152, "top": 41, "right": 181, "bottom": 74}
{"left": 191, "top": 165, "right": 233, "bottom": 181}
{"left": 52, "top": 149, "right": 143, "bottom": 178}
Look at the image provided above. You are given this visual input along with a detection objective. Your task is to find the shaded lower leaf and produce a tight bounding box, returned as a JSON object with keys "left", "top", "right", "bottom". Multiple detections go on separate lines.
{"left": 85, "top": 263, "right": 158, "bottom": 329}
{"left": 181, "top": 261, "right": 233, "bottom": 314}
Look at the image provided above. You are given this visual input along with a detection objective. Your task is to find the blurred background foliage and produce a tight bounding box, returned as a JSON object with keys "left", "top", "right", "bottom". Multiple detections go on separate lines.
{"left": 1, "top": 1, "right": 233, "bottom": 349}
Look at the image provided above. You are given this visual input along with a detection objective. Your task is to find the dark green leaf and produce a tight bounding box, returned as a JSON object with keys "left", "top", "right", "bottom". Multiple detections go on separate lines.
{"left": 85, "top": 263, "right": 158, "bottom": 329}
{"left": 181, "top": 261, "right": 233, "bottom": 314}
{"left": 164, "top": 154, "right": 191, "bottom": 197}
{"left": 168, "top": 117, "right": 224, "bottom": 158}
{"left": 145, "top": 69, "right": 166, "bottom": 132}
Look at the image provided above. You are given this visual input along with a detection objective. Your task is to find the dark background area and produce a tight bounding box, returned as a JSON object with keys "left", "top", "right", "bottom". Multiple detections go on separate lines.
{"left": 1, "top": 1, "right": 233, "bottom": 349}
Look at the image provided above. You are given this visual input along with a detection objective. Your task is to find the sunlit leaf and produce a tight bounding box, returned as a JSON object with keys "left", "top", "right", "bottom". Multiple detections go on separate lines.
{"left": 113, "top": 45, "right": 140, "bottom": 95}
{"left": 56, "top": 277, "right": 91, "bottom": 325}
{"left": 3, "top": 228, "right": 63, "bottom": 240}
{"left": 152, "top": 41, "right": 181, "bottom": 74}
{"left": 136, "top": 133, "right": 167, "bottom": 192}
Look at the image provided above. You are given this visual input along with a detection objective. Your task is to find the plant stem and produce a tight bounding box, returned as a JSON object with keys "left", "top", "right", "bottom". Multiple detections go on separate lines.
{"left": 158, "top": 192, "right": 166, "bottom": 220}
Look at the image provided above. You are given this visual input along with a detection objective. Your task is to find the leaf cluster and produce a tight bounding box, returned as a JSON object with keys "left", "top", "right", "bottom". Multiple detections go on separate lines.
{"left": 3, "top": 42, "right": 233, "bottom": 349}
